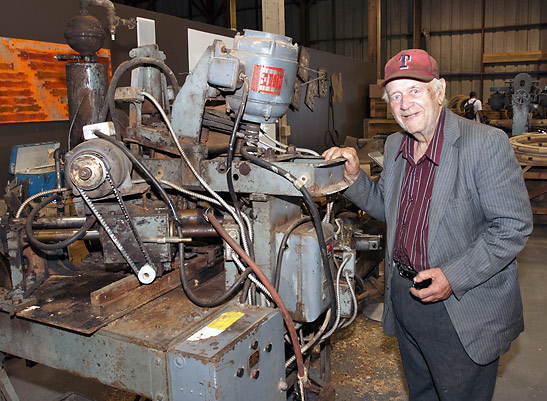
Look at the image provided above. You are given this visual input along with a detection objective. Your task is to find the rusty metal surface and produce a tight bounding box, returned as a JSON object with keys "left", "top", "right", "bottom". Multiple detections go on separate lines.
{"left": 15, "top": 265, "right": 129, "bottom": 334}
{"left": 66, "top": 63, "right": 108, "bottom": 148}
{"left": 102, "top": 285, "right": 221, "bottom": 350}
{"left": 101, "top": 272, "right": 229, "bottom": 350}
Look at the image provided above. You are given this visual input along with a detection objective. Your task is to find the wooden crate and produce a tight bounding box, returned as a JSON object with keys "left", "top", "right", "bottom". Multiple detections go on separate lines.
{"left": 370, "top": 98, "right": 393, "bottom": 119}
{"left": 363, "top": 118, "right": 401, "bottom": 138}
{"left": 370, "top": 98, "right": 387, "bottom": 118}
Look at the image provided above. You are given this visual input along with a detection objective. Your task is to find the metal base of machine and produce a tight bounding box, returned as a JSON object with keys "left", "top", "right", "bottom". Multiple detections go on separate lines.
{"left": 0, "top": 283, "right": 286, "bottom": 401}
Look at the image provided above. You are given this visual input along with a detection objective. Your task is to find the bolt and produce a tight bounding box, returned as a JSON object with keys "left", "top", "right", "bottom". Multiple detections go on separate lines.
{"left": 78, "top": 167, "right": 93, "bottom": 180}
{"left": 279, "top": 380, "right": 288, "bottom": 391}
{"left": 264, "top": 342, "right": 273, "bottom": 352}
{"left": 174, "top": 355, "right": 186, "bottom": 368}
{"left": 236, "top": 367, "right": 245, "bottom": 377}
{"left": 250, "top": 339, "right": 259, "bottom": 350}
{"left": 238, "top": 162, "right": 251, "bottom": 176}
{"left": 155, "top": 393, "right": 163, "bottom": 401}
{"left": 251, "top": 369, "right": 260, "bottom": 380}
{"left": 154, "top": 357, "right": 161, "bottom": 366}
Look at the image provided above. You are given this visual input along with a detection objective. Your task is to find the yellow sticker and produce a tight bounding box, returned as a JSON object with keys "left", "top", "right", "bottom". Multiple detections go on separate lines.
{"left": 207, "top": 311, "right": 244, "bottom": 330}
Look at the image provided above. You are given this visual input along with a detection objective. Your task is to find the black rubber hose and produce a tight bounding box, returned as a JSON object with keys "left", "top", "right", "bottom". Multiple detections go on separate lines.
{"left": 176, "top": 225, "right": 252, "bottom": 308}
{"left": 274, "top": 216, "right": 312, "bottom": 291}
{"left": 241, "top": 146, "right": 337, "bottom": 328}
{"left": 99, "top": 57, "right": 180, "bottom": 140}
{"left": 226, "top": 78, "right": 253, "bottom": 254}
{"left": 93, "top": 131, "right": 183, "bottom": 228}
{"left": 25, "top": 194, "right": 97, "bottom": 252}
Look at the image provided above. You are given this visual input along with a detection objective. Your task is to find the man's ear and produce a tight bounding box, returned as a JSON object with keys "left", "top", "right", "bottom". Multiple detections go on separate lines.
{"left": 438, "top": 78, "right": 447, "bottom": 105}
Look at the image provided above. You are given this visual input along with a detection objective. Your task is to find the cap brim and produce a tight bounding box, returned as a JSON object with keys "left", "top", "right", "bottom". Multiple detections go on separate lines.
{"left": 381, "top": 71, "right": 437, "bottom": 88}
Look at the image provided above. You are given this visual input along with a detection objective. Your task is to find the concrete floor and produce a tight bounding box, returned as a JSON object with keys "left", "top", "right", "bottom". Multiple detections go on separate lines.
{"left": 2, "top": 225, "right": 547, "bottom": 400}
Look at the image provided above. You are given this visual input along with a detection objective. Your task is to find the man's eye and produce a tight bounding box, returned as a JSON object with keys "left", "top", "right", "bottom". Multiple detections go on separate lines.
{"left": 391, "top": 94, "right": 401, "bottom": 101}
{"left": 412, "top": 89, "right": 420, "bottom": 95}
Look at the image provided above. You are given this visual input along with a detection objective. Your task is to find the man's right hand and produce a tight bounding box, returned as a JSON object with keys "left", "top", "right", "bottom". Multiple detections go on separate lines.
{"left": 322, "top": 147, "right": 361, "bottom": 185}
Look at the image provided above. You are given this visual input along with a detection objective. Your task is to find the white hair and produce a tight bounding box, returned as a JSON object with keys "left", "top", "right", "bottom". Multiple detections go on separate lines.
{"left": 382, "top": 78, "right": 447, "bottom": 106}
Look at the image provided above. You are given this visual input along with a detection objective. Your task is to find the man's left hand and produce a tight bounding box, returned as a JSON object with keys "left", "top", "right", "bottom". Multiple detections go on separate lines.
{"left": 410, "top": 268, "right": 453, "bottom": 302}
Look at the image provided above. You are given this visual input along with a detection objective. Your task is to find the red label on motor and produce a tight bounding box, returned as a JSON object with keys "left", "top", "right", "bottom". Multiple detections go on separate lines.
{"left": 250, "top": 64, "right": 284, "bottom": 95}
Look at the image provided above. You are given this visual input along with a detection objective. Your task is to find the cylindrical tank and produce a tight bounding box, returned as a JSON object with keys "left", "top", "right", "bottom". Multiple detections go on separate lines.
{"left": 66, "top": 63, "right": 108, "bottom": 149}
{"left": 227, "top": 30, "right": 299, "bottom": 123}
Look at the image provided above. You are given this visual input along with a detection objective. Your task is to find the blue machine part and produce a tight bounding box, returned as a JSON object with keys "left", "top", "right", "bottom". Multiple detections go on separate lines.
{"left": 276, "top": 222, "right": 335, "bottom": 322}
{"left": 169, "top": 304, "right": 286, "bottom": 401}
{"left": 9, "top": 142, "right": 63, "bottom": 196}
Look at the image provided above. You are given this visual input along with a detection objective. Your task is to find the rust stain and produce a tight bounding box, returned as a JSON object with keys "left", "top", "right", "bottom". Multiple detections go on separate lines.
{"left": 0, "top": 37, "right": 111, "bottom": 124}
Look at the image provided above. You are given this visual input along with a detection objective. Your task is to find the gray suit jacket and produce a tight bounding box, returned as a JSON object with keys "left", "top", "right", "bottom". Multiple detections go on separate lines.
{"left": 345, "top": 109, "right": 533, "bottom": 364}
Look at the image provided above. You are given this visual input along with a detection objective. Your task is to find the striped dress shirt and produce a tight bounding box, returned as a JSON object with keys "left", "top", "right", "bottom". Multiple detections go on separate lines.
{"left": 393, "top": 109, "right": 445, "bottom": 271}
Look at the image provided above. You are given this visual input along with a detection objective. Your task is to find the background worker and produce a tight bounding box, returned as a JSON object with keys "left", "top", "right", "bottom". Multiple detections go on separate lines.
{"left": 323, "top": 49, "right": 532, "bottom": 401}
{"left": 464, "top": 90, "right": 483, "bottom": 122}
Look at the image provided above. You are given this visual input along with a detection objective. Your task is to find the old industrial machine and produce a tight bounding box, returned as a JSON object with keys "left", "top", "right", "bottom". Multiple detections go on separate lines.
{"left": 0, "top": 3, "right": 381, "bottom": 401}
{"left": 488, "top": 72, "right": 547, "bottom": 135}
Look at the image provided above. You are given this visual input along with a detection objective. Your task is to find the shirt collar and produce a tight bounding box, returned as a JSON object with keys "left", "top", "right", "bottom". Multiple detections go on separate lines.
{"left": 395, "top": 108, "right": 445, "bottom": 165}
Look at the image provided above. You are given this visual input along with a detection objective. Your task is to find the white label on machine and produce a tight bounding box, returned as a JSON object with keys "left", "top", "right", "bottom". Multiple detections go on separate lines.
{"left": 83, "top": 122, "right": 116, "bottom": 140}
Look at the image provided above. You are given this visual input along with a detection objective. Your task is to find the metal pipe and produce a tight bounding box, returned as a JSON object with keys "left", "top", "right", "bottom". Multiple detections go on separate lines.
{"left": 25, "top": 230, "right": 100, "bottom": 241}
{"left": 14, "top": 217, "right": 87, "bottom": 228}
{"left": 18, "top": 213, "right": 222, "bottom": 235}
{"left": 54, "top": 148, "right": 63, "bottom": 190}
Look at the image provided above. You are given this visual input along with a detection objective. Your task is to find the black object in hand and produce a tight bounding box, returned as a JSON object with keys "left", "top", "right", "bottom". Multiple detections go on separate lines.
{"left": 395, "top": 260, "right": 432, "bottom": 290}
{"left": 413, "top": 278, "right": 432, "bottom": 290}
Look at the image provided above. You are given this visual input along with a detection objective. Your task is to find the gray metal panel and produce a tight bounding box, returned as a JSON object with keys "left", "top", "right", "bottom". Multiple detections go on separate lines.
{"left": 275, "top": 222, "right": 333, "bottom": 322}
{"left": 0, "top": 311, "right": 169, "bottom": 400}
{"left": 202, "top": 157, "right": 347, "bottom": 197}
{"left": 168, "top": 305, "right": 285, "bottom": 401}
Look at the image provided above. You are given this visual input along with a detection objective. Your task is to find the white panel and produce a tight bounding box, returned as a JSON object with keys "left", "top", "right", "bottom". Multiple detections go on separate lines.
{"left": 187, "top": 28, "right": 235, "bottom": 71}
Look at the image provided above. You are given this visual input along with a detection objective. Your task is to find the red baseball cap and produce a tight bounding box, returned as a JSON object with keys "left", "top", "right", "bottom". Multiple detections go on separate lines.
{"left": 381, "top": 49, "right": 439, "bottom": 87}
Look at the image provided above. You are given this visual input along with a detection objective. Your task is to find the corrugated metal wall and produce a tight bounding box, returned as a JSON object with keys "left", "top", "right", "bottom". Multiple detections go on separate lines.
{"left": 300, "top": 0, "right": 546, "bottom": 100}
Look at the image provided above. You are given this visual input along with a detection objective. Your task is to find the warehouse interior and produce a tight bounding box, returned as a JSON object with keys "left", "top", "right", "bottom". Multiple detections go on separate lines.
{"left": 0, "top": 0, "right": 545, "bottom": 400}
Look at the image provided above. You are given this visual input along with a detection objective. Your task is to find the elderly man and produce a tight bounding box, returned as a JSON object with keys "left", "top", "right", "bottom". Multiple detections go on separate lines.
{"left": 323, "top": 49, "right": 532, "bottom": 400}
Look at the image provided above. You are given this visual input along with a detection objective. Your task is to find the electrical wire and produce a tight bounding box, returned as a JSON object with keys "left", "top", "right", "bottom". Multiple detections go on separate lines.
{"left": 322, "top": 201, "right": 334, "bottom": 224}
{"left": 285, "top": 308, "right": 332, "bottom": 369}
{"left": 206, "top": 211, "right": 307, "bottom": 383}
{"left": 321, "top": 254, "right": 352, "bottom": 341}
{"left": 259, "top": 129, "right": 320, "bottom": 157}
{"left": 131, "top": 178, "right": 253, "bottom": 242}
{"left": 232, "top": 253, "right": 272, "bottom": 302}
{"left": 226, "top": 75, "right": 252, "bottom": 255}
{"left": 24, "top": 193, "right": 96, "bottom": 252}
{"left": 341, "top": 270, "right": 358, "bottom": 328}
{"left": 99, "top": 57, "right": 180, "bottom": 140}
{"left": 273, "top": 216, "right": 311, "bottom": 290}
{"left": 16, "top": 187, "right": 71, "bottom": 219}
{"left": 240, "top": 146, "right": 337, "bottom": 330}
{"left": 175, "top": 226, "right": 252, "bottom": 308}
{"left": 138, "top": 90, "right": 253, "bottom": 256}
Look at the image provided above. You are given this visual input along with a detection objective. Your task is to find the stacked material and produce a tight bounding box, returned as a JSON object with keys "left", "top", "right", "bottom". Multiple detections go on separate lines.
{"left": 510, "top": 133, "right": 547, "bottom": 166}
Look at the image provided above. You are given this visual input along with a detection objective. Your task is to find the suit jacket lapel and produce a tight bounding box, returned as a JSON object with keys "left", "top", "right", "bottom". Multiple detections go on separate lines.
{"left": 428, "top": 110, "right": 461, "bottom": 253}
{"left": 386, "top": 142, "right": 406, "bottom": 263}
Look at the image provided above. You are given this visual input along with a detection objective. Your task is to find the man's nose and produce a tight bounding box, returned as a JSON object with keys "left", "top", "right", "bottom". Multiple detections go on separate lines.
{"left": 400, "top": 95, "right": 412, "bottom": 110}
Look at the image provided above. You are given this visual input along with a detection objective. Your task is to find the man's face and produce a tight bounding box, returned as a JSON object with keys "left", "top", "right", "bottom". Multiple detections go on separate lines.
{"left": 385, "top": 78, "right": 446, "bottom": 139}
